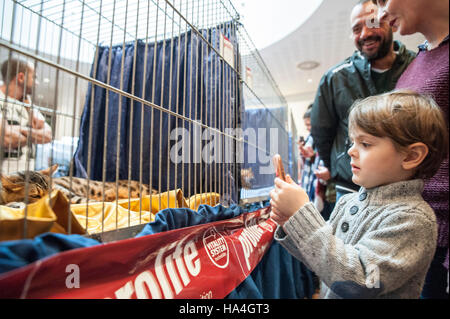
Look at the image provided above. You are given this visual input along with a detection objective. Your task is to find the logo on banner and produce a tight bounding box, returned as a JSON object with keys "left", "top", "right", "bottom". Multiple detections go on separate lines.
{"left": 203, "top": 227, "right": 230, "bottom": 269}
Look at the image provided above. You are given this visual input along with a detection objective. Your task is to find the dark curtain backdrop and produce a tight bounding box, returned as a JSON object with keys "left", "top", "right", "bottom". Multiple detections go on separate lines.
{"left": 242, "top": 107, "right": 290, "bottom": 190}
{"left": 73, "top": 23, "right": 240, "bottom": 203}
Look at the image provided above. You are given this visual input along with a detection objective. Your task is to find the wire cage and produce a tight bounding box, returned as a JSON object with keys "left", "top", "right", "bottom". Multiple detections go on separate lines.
{"left": 0, "top": 0, "right": 291, "bottom": 243}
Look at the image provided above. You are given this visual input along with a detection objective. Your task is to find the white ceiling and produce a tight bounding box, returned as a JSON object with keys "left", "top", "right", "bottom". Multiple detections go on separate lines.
{"left": 259, "top": 0, "right": 426, "bottom": 100}
{"left": 232, "top": 0, "right": 323, "bottom": 50}
{"left": 255, "top": 0, "right": 425, "bottom": 135}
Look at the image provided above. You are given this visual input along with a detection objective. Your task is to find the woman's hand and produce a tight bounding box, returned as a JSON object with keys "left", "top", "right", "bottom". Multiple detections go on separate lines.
{"left": 270, "top": 174, "right": 310, "bottom": 226}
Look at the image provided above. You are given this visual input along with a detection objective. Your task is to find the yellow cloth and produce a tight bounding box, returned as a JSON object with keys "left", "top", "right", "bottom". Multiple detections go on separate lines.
{"left": 186, "top": 192, "right": 221, "bottom": 210}
{"left": 70, "top": 189, "right": 221, "bottom": 234}
{"left": 0, "top": 189, "right": 221, "bottom": 240}
{"left": 0, "top": 191, "right": 85, "bottom": 241}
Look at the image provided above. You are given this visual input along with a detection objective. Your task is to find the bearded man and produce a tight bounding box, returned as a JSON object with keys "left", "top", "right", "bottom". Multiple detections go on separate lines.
{"left": 309, "top": 0, "right": 416, "bottom": 200}
{"left": 0, "top": 58, "right": 52, "bottom": 173}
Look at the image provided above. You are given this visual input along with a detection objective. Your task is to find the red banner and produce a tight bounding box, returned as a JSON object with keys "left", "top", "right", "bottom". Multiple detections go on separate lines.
{"left": 0, "top": 207, "right": 276, "bottom": 299}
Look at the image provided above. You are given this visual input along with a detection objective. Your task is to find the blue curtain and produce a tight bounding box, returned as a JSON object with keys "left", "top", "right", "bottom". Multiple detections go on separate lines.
{"left": 241, "top": 107, "right": 290, "bottom": 191}
{"left": 288, "top": 132, "right": 298, "bottom": 183}
{"left": 73, "top": 23, "right": 240, "bottom": 202}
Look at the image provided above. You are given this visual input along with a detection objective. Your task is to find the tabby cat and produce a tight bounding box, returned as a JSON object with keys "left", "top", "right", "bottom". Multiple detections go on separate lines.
{"left": 0, "top": 164, "right": 158, "bottom": 206}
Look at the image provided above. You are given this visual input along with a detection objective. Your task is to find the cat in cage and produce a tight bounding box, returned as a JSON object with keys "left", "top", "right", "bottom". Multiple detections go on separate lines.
{"left": 0, "top": 164, "right": 158, "bottom": 207}
{"left": 1, "top": 163, "right": 254, "bottom": 207}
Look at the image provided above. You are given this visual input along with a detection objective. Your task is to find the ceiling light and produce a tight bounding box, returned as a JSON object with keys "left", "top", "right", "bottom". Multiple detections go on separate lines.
{"left": 297, "top": 61, "right": 320, "bottom": 70}
{"left": 307, "top": 78, "right": 313, "bottom": 83}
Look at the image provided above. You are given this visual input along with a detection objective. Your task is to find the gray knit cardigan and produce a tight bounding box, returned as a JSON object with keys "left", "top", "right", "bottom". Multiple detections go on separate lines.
{"left": 274, "top": 179, "right": 437, "bottom": 299}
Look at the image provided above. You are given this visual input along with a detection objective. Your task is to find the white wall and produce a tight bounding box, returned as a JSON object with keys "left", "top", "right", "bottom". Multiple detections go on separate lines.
{"left": 287, "top": 91, "right": 316, "bottom": 140}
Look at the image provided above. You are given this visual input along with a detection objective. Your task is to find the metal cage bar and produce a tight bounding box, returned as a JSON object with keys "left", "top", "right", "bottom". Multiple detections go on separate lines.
{"left": 0, "top": 0, "right": 290, "bottom": 243}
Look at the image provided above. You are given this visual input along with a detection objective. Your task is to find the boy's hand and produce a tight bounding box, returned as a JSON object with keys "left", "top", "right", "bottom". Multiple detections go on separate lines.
{"left": 270, "top": 174, "right": 310, "bottom": 226}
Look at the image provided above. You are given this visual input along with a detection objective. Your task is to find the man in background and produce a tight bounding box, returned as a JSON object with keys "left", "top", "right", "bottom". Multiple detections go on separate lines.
{"left": 0, "top": 57, "right": 52, "bottom": 173}
{"left": 310, "top": 0, "right": 415, "bottom": 200}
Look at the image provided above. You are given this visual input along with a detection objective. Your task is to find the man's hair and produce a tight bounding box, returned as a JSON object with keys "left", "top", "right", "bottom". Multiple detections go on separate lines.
{"left": 303, "top": 104, "right": 313, "bottom": 119}
{"left": 349, "top": 90, "right": 449, "bottom": 179}
{"left": 1, "top": 58, "right": 31, "bottom": 83}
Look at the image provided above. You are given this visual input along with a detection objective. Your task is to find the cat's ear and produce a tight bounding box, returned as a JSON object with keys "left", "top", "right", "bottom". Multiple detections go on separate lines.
{"left": 40, "top": 164, "right": 59, "bottom": 176}
{"left": 0, "top": 175, "right": 23, "bottom": 193}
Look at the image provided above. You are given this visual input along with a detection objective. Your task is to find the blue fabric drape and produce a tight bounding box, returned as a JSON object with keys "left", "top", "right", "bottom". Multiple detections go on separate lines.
{"left": 288, "top": 132, "right": 299, "bottom": 183}
{"left": 0, "top": 233, "right": 98, "bottom": 274}
{"left": 241, "top": 107, "right": 290, "bottom": 191}
{"left": 73, "top": 24, "right": 240, "bottom": 203}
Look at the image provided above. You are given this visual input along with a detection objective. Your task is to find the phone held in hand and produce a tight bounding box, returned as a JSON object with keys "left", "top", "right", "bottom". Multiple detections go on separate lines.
{"left": 273, "top": 154, "right": 286, "bottom": 181}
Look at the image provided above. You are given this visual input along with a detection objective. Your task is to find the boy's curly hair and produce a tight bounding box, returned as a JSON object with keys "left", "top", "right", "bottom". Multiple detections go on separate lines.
{"left": 349, "top": 90, "right": 449, "bottom": 179}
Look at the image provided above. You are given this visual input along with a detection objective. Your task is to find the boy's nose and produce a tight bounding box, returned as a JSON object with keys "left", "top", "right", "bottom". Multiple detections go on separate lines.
{"left": 348, "top": 144, "right": 357, "bottom": 158}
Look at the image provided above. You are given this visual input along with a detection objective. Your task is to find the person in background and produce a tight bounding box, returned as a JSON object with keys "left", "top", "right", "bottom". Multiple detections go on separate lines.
{"left": 314, "top": 161, "right": 335, "bottom": 222}
{"left": 270, "top": 90, "right": 448, "bottom": 299}
{"left": 299, "top": 105, "right": 335, "bottom": 221}
{"left": 310, "top": 0, "right": 415, "bottom": 202}
{"left": 373, "top": 0, "right": 449, "bottom": 300}
{"left": 298, "top": 105, "right": 335, "bottom": 298}
{"left": 0, "top": 58, "right": 52, "bottom": 173}
{"left": 298, "top": 105, "right": 316, "bottom": 202}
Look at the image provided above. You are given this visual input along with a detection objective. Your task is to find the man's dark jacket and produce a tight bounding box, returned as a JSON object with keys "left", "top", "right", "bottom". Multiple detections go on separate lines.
{"left": 310, "top": 40, "right": 416, "bottom": 191}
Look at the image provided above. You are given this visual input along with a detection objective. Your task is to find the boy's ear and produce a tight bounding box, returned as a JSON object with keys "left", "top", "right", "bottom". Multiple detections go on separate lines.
{"left": 402, "top": 142, "right": 429, "bottom": 171}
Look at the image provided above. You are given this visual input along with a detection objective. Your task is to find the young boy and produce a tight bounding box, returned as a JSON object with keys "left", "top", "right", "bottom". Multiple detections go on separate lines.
{"left": 270, "top": 90, "right": 449, "bottom": 299}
